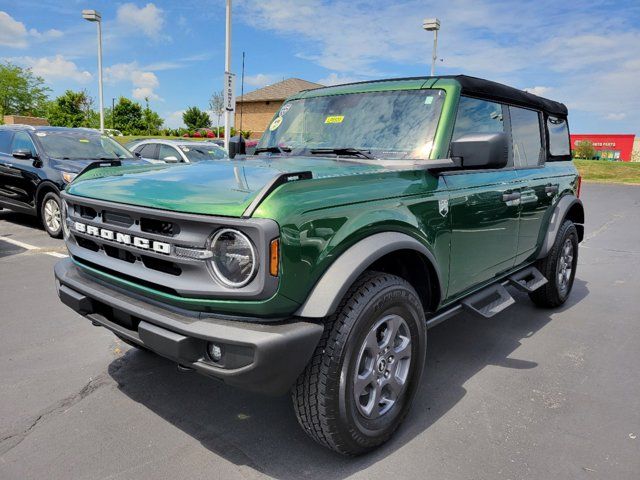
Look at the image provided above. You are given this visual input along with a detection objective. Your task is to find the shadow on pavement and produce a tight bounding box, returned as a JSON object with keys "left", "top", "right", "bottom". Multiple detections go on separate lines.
{"left": 0, "top": 210, "right": 43, "bottom": 231}
{"left": 108, "top": 279, "right": 589, "bottom": 479}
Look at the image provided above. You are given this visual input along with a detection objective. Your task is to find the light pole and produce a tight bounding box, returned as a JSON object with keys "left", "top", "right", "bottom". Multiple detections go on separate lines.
{"left": 82, "top": 9, "right": 104, "bottom": 132}
{"left": 422, "top": 18, "right": 440, "bottom": 76}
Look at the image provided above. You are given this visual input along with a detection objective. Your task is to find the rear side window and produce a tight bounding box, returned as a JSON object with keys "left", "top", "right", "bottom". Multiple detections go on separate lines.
{"left": 547, "top": 116, "right": 570, "bottom": 157}
{"left": 509, "top": 106, "right": 543, "bottom": 167}
{"left": 0, "top": 131, "right": 12, "bottom": 153}
{"left": 453, "top": 97, "right": 504, "bottom": 141}
{"left": 137, "top": 144, "right": 157, "bottom": 159}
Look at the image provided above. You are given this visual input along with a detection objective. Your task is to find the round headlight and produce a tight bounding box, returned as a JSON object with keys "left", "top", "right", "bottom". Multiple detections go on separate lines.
{"left": 209, "top": 229, "right": 257, "bottom": 288}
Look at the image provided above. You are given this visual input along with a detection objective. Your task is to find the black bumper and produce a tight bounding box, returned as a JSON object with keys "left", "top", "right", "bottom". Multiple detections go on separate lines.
{"left": 54, "top": 259, "right": 323, "bottom": 395}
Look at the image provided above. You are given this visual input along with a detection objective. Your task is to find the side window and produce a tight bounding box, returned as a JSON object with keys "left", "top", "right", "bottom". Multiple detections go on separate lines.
{"left": 452, "top": 97, "right": 504, "bottom": 141}
{"left": 158, "top": 145, "right": 182, "bottom": 162}
{"left": 137, "top": 144, "right": 157, "bottom": 159}
{"left": 509, "top": 106, "right": 543, "bottom": 167}
{"left": 547, "top": 116, "right": 570, "bottom": 157}
{"left": 0, "top": 131, "right": 13, "bottom": 153}
{"left": 11, "top": 131, "right": 37, "bottom": 157}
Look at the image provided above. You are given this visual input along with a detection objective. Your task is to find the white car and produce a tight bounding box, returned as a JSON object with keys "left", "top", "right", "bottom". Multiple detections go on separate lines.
{"left": 128, "top": 139, "right": 227, "bottom": 163}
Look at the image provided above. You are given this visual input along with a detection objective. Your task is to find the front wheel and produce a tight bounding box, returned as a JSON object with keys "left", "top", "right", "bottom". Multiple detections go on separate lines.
{"left": 40, "top": 192, "right": 63, "bottom": 238}
{"left": 529, "top": 220, "right": 579, "bottom": 308}
{"left": 292, "top": 271, "right": 427, "bottom": 455}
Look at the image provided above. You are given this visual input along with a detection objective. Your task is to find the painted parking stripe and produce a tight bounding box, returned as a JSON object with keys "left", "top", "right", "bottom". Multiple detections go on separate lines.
{"left": 0, "top": 236, "right": 68, "bottom": 258}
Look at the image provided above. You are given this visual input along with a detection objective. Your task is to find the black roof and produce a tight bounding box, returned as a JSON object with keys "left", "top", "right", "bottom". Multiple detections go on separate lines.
{"left": 439, "top": 75, "right": 568, "bottom": 117}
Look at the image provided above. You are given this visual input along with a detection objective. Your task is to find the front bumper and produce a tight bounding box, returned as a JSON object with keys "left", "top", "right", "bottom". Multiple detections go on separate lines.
{"left": 54, "top": 259, "right": 323, "bottom": 395}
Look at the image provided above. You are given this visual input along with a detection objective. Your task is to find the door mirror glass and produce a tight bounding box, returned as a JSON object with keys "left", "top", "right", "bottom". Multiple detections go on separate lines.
{"left": 450, "top": 132, "right": 508, "bottom": 169}
{"left": 12, "top": 149, "right": 33, "bottom": 159}
{"left": 164, "top": 155, "right": 179, "bottom": 162}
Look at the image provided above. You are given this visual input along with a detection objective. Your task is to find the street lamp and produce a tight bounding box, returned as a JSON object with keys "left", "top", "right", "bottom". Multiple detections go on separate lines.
{"left": 82, "top": 9, "right": 104, "bottom": 132}
{"left": 423, "top": 18, "right": 440, "bottom": 76}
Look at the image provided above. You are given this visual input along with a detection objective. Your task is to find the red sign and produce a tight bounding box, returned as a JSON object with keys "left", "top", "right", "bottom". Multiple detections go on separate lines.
{"left": 570, "top": 134, "right": 635, "bottom": 161}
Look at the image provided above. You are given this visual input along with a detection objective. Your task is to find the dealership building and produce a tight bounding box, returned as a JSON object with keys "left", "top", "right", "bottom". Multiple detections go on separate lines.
{"left": 570, "top": 134, "right": 637, "bottom": 161}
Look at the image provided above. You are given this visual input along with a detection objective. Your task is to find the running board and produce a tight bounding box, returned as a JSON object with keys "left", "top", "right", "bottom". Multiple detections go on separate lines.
{"left": 461, "top": 283, "right": 515, "bottom": 318}
{"left": 508, "top": 266, "right": 547, "bottom": 293}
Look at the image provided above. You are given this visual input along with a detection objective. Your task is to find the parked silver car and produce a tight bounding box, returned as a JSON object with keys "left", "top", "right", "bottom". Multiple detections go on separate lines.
{"left": 128, "top": 139, "right": 227, "bottom": 163}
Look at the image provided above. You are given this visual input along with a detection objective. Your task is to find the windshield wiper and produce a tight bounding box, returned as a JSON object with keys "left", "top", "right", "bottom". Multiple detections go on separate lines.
{"left": 309, "top": 147, "right": 375, "bottom": 159}
{"left": 254, "top": 146, "right": 292, "bottom": 155}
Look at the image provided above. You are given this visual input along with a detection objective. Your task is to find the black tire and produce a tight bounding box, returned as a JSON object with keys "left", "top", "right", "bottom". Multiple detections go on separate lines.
{"left": 292, "top": 271, "right": 427, "bottom": 455}
{"left": 40, "top": 191, "right": 63, "bottom": 238}
{"left": 529, "top": 220, "right": 579, "bottom": 308}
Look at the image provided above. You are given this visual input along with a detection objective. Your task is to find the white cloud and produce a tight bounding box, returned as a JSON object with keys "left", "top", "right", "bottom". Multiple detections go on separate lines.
{"left": 316, "top": 73, "right": 363, "bottom": 86}
{"left": 605, "top": 113, "right": 626, "bottom": 121}
{"left": 0, "top": 11, "right": 28, "bottom": 48}
{"left": 29, "top": 28, "right": 63, "bottom": 40}
{"left": 116, "top": 3, "right": 165, "bottom": 39}
{"left": 105, "top": 62, "right": 162, "bottom": 101}
{"left": 524, "top": 86, "right": 552, "bottom": 97}
{"left": 164, "top": 110, "right": 185, "bottom": 128}
{"left": 244, "top": 73, "right": 281, "bottom": 88}
{"left": 5, "top": 55, "right": 92, "bottom": 83}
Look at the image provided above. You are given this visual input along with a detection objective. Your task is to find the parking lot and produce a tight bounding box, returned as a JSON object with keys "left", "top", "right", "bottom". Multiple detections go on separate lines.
{"left": 0, "top": 182, "right": 638, "bottom": 479}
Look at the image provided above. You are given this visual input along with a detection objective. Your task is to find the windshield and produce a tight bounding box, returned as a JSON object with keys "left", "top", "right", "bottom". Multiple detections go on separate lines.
{"left": 257, "top": 89, "right": 445, "bottom": 160}
{"left": 179, "top": 144, "right": 227, "bottom": 162}
{"left": 36, "top": 131, "right": 133, "bottom": 160}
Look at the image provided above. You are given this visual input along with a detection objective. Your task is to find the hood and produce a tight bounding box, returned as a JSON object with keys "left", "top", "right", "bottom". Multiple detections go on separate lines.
{"left": 66, "top": 156, "right": 390, "bottom": 217}
{"left": 50, "top": 157, "right": 147, "bottom": 174}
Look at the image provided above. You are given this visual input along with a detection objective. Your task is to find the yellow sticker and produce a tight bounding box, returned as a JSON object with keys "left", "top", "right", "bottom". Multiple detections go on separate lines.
{"left": 269, "top": 116, "right": 283, "bottom": 131}
{"left": 79, "top": 139, "right": 90, "bottom": 143}
{"left": 324, "top": 115, "right": 344, "bottom": 124}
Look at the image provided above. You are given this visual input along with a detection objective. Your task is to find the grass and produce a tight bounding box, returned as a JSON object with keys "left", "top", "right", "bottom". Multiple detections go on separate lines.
{"left": 573, "top": 159, "right": 640, "bottom": 185}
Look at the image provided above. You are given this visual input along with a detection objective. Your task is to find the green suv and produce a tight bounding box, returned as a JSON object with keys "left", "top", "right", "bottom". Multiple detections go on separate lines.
{"left": 54, "top": 75, "right": 584, "bottom": 455}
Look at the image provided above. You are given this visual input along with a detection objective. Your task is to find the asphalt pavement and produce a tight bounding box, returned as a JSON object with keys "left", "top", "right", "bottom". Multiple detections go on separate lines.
{"left": 0, "top": 183, "right": 639, "bottom": 479}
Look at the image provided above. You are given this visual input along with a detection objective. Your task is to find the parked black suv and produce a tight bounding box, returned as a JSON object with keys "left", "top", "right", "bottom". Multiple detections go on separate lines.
{"left": 0, "top": 125, "right": 142, "bottom": 237}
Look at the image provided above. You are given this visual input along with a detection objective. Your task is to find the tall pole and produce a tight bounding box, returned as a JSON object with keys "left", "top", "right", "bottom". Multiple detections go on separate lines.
{"left": 431, "top": 29, "right": 438, "bottom": 76}
{"left": 240, "top": 51, "right": 245, "bottom": 135}
{"left": 224, "top": 0, "right": 232, "bottom": 151}
{"left": 97, "top": 20, "right": 104, "bottom": 132}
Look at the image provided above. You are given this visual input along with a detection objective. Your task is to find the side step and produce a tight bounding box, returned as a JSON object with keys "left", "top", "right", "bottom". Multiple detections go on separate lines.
{"left": 508, "top": 266, "right": 548, "bottom": 293}
{"left": 461, "top": 283, "right": 515, "bottom": 318}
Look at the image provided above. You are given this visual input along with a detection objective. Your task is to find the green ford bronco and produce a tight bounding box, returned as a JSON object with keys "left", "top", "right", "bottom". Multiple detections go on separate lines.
{"left": 55, "top": 75, "right": 584, "bottom": 455}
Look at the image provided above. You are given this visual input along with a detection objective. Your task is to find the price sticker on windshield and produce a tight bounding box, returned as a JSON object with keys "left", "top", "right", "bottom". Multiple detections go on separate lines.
{"left": 79, "top": 139, "right": 90, "bottom": 143}
{"left": 269, "top": 116, "right": 283, "bottom": 131}
{"left": 324, "top": 115, "right": 344, "bottom": 124}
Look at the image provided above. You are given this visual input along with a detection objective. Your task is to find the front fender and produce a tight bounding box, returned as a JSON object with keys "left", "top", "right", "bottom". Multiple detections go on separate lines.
{"left": 295, "top": 231, "right": 443, "bottom": 318}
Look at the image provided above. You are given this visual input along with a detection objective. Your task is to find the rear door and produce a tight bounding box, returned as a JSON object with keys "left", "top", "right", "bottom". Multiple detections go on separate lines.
{"left": 0, "top": 130, "right": 15, "bottom": 204}
{"left": 509, "top": 105, "right": 554, "bottom": 264}
{"left": 444, "top": 97, "right": 521, "bottom": 298}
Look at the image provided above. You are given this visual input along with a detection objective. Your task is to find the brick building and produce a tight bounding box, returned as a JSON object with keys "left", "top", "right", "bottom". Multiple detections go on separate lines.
{"left": 2, "top": 115, "right": 49, "bottom": 126}
{"left": 235, "top": 78, "right": 323, "bottom": 139}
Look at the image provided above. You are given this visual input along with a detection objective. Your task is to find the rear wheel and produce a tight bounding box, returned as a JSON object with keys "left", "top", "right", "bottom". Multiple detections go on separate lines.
{"left": 292, "top": 271, "right": 427, "bottom": 455}
{"left": 40, "top": 192, "right": 62, "bottom": 238}
{"left": 529, "top": 220, "right": 578, "bottom": 308}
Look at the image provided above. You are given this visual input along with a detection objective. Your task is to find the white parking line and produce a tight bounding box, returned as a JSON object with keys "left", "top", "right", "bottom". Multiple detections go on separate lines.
{"left": 0, "top": 235, "right": 68, "bottom": 258}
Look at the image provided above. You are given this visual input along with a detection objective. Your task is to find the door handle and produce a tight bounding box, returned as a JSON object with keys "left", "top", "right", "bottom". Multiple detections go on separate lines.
{"left": 545, "top": 184, "right": 559, "bottom": 195}
{"left": 502, "top": 192, "right": 521, "bottom": 202}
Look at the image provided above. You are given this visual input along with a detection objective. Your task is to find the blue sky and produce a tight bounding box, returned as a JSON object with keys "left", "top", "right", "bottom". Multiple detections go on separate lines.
{"left": 1, "top": 0, "right": 639, "bottom": 133}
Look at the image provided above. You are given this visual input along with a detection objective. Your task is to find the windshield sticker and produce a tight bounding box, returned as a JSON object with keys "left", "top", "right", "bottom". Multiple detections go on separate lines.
{"left": 279, "top": 103, "right": 292, "bottom": 116}
{"left": 269, "top": 116, "right": 283, "bottom": 131}
{"left": 79, "top": 139, "right": 90, "bottom": 143}
{"left": 424, "top": 96, "right": 434, "bottom": 105}
{"left": 36, "top": 132, "right": 47, "bottom": 137}
{"left": 324, "top": 115, "right": 344, "bottom": 124}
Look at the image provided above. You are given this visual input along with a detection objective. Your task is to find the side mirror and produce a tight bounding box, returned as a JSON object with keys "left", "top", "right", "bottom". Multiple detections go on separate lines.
{"left": 228, "top": 134, "right": 246, "bottom": 159}
{"left": 450, "top": 132, "right": 508, "bottom": 169}
{"left": 163, "top": 156, "right": 179, "bottom": 163}
{"left": 134, "top": 151, "right": 142, "bottom": 158}
{"left": 12, "top": 149, "right": 33, "bottom": 160}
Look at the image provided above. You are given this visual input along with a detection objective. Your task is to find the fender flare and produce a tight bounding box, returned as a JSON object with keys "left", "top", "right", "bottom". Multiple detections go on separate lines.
{"left": 537, "top": 194, "right": 584, "bottom": 259}
{"left": 295, "top": 232, "right": 443, "bottom": 318}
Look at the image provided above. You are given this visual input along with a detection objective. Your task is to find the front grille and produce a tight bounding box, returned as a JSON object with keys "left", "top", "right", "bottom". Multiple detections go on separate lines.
{"left": 63, "top": 193, "right": 279, "bottom": 300}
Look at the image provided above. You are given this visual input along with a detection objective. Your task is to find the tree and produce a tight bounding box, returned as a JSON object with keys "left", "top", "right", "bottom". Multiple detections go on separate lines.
{"left": 113, "top": 97, "right": 145, "bottom": 134}
{"left": 47, "top": 90, "right": 93, "bottom": 127}
{"left": 574, "top": 140, "right": 596, "bottom": 159}
{"left": 183, "top": 106, "right": 211, "bottom": 130}
{"left": 0, "top": 62, "right": 50, "bottom": 119}
{"left": 142, "top": 97, "right": 163, "bottom": 135}
{"left": 209, "top": 90, "right": 224, "bottom": 136}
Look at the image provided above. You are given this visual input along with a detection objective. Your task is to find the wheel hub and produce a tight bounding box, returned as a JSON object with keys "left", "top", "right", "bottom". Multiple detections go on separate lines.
{"left": 353, "top": 314, "right": 412, "bottom": 419}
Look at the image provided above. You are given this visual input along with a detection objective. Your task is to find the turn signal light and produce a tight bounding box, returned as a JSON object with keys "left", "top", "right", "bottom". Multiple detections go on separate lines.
{"left": 269, "top": 238, "right": 280, "bottom": 276}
